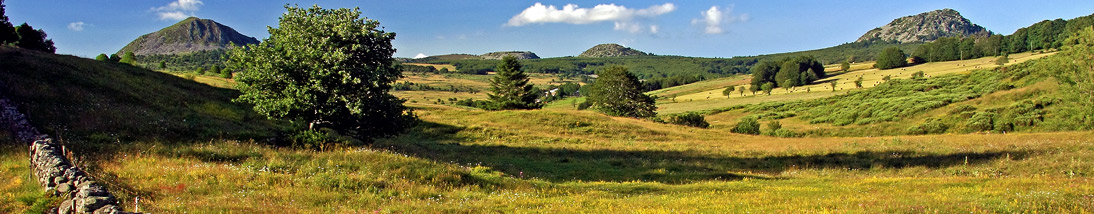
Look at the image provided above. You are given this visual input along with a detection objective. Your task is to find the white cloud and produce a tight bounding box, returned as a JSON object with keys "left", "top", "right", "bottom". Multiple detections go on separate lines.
{"left": 67, "top": 22, "right": 86, "bottom": 31}
{"left": 505, "top": 3, "right": 674, "bottom": 34}
{"left": 152, "top": 0, "right": 203, "bottom": 21}
{"left": 413, "top": 53, "right": 428, "bottom": 59}
{"left": 692, "top": 5, "right": 749, "bottom": 34}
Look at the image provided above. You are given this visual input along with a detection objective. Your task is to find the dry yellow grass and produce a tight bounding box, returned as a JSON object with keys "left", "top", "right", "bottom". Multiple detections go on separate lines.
{"left": 658, "top": 51, "right": 1056, "bottom": 114}
{"left": 404, "top": 63, "right": 457, "bottom": 71}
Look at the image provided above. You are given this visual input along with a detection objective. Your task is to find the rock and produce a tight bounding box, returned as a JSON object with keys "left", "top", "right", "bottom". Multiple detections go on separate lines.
{"left": 857, "top": 9, "right": 990, "bottom": 43}
{"left": 578, "top": 44, "right": 651, "bottom": 58}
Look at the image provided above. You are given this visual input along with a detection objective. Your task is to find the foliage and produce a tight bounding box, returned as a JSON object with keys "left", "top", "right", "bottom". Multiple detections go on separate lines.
{"left": 119, "top": 51, "right": 136, "bottom": 65}
{"left": 753, "top": 56, "right": 825, "bottom": 90}
{"left": 587, "top": 66, "right": 656, "bottom": 118}
{"left": 667, "top": 112, "right": 709, "bottom": 128}
{"left": 995, "top": 54, "right": 1009, "bottom": 66}
{"left": 875, "top": 47, "right": 907, "bottom": 69}
{"left": 487, "top": 56, "right": 540, "bottom": 110}
{"left": 764, "top": 120, "right": 782, "bottom": 136}
{"left": 94, "top": 54, "right": 109, "bottom": 61}
{"left": 729, "top": 116, "right": 760, "bottom": 134}
{"left": 722, "top": 85, "right": 735, "bottom": 97}
{"left": 133, "top": 49, "right": 227, "bottom": 71}
{"left": 0, "top": 4, "right": 54, "bottom": 53}
{"left": 840, "top": 60, "right": 850, "bottom": 72}
{"left": 761, "top": 82, "right": 774, "bottom": 95}
{"left": 226, "top": 5, "right": 415, "bottom": 140}
{"left": 854, "top": 76, "right": 864, "bottom": 88}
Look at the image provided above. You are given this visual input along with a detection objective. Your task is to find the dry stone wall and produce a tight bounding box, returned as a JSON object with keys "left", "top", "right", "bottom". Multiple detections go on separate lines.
{"left": 1, "top": 98, "right": 133, "bottom": 214}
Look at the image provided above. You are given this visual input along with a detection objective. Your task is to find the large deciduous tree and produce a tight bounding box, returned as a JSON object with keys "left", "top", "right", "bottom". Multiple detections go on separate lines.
{"left": 226, "top": 5, "right": 415, "bottom": 140}
{"left": 587, "top": 66, "right": 656, "bottom": 118}
{"left": 875, "top": 47, "right": 907, "bottom": 69}
{"left": 488, "top": 55, "right": 540, "bottom": 110}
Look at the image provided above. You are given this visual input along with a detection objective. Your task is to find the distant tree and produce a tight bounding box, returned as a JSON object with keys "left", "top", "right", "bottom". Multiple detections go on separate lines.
{"left": 109, "top": 54, "right": 120, "bottom": 62}
{"left": 220, "top": 69, "right": 231, "bottom": 79}
{"left": 119, "top": 51, "right": 136, "bottom": 65}
{"left": 882, "top": 75, "right": 892, "bottom": 82}
{"left": 211, "top": 65, "right": 221, "bottom": 75}
{"left": 775, "top": 60, "right": 802, "bottom": 87}
{"left": 13, "top": 23, "right": 55, "bottom": 53}
{"left": 159, "top": 61, "right": 167, "bottom": 69}
{"left": 488, "top": 55, "right": 540, "bottom": 110}
{"left": 995, "top": 54, "right": 1009, "bottom": 66}
{"left": 854, "top": 76, "right": 863, "bottom": 88}
{"left": 0, "top": 0, "right": 15, "bottom": 44}
{"left": 840, "top": 60, "right": 850, "bottom": 72}
{"left": 737, "top": 85, "right": 746, "bottom": 97}
{"left": 95, "top": 53, "right": 109, "bottom": 61}
{"left": 730, "top": 117, "right": 760, "bottom": 135}
{"left": 875, "top": 47, "right": 907, "bottom": 69}
{"left": 722, "top": 85, "right": 735, "bottom": 97}
{"left": 196, "top": 66, "right": 206, "bottom": 75}
{"left": 749, "top": 60, "right": 779, "bottom": 92}
{"left": 587, "top": 65, "right": 656, "bottom": 118}
{"left": 761, "top": 82, "right": 774, "bottom": 95}
{"left": 226, "top": 5, "right": 416, "bottom": 140}
{"left": 783, "top": 79, "right": 794, "bottom": 92}
{"left": 830, "top": 80, "right": 837, "bottom": 92}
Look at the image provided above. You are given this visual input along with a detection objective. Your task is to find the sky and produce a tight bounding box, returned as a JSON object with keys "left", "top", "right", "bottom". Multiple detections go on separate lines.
{"left": 5, "top": 0, "right": 1094, "bottom": 59}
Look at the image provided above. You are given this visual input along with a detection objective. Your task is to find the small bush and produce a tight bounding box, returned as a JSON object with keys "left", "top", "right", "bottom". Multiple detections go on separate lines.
{"left": 964, "top": 112, "right": 996, "bottom": 132}
{"left": 764, "top": 120, "right": 782, "bottom": 136}
{"left": 730, "top": 117, "right": 761, "bottom": 135}
{"left": 907, "top": 118, "right": 949, "bottom": 135}
{"left": 668, "top": 112, "right": 709, "bottom": 128}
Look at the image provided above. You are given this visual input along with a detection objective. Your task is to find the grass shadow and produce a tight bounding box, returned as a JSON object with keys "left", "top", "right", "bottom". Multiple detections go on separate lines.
{"left": 381, "top": 121, "right": 1035, "bottom": 184}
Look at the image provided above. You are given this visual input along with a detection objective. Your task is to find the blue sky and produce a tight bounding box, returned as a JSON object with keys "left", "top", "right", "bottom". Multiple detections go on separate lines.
{"left": 5, "top": 0, "right": 1094, "bottom": 58}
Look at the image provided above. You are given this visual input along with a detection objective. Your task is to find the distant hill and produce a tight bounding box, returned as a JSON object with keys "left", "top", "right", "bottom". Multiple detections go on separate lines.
{"left": 117, "top": 17, "right": 259, "bottom": 56}
{"left": 579, "top": 44, "right": 651, "bottom": 58}
{"left": 481, "top": 51, "right": 540, "bottom": 60}
{"left": 857, "top": 9, "right": 990, "bottom": 43}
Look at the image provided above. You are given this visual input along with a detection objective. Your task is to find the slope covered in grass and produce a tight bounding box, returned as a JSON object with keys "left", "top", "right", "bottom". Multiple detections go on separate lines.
{"left": 0, "top": 46, "right": 284, "bottom": 144}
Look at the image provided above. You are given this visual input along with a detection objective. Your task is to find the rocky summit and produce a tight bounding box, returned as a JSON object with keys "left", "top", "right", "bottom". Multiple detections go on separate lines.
{"left": 117, "top": 17, "right": 259, "bottom": 56}
{"left": 857, "top": 9, "right": 990, "bottom": 43}
{"left": 578, "top": 43, "right": 651, "bottom": 58}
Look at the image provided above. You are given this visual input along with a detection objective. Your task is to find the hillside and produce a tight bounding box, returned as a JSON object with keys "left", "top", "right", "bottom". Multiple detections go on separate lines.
{"left": 578, "top": 43, "right": 651, "bottom": 57}
{"left": 117, "top": 17, "right": 259, "bottom": 56}
{"left": 0, "top": 46, "right": 281, "bottom": 143}
{"left": 858, "top": 9, "right": 990, "bottom": 43}
{"left": 480, "top": 51, "right": 540, "bottom": 60}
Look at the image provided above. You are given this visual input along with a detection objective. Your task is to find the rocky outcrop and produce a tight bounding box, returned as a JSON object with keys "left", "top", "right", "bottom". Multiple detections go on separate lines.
{"left": 117, "top": 17, "right": 258, "bottom": 56}
{"left": 481, "top": 51, "right": 540, "bottom": 60}
{"left": 578, "top": 43, "right": 650, "bottom": 58}
{"left": 857, "top": 9, "right": 990, "bottom": 43}
{"left": 1, "top": 98, "right": 134, "bottom": 214}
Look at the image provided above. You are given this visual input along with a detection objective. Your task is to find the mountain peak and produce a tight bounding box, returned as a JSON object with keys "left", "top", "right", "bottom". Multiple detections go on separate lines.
{"left": 117, "top": 17, "right": 259, "bottom": 56}
{"left": 857, "top": 9, "right": 990, "bottom": 43}
{"left": 578, "top": 44, "right": 650, "bottom": 58}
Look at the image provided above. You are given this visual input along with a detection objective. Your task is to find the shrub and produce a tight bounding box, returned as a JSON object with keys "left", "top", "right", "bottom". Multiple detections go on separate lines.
{"left": 764, "top": 120, "right": 782, "bottom": 136}
{"left": 965, "top": 112, "right": 996, "bottom": 132}
{"left": 668, "top": 112, "right": 709, "bottom": 128}
{"left": 906, "top": 118, "right": 949, "bottom": 135}
{"left": 730, "top": 117, "right": 761, "bottom": 135}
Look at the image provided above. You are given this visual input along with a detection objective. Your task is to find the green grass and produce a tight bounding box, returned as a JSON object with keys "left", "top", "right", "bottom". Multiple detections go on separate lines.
{"left": 1, "top": 45, "right": 1092, "bottom": 213}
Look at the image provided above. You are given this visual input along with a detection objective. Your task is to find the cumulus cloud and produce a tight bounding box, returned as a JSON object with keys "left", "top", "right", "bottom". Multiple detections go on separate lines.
{"left": 153, "top": 0, "right": 203, "bottom": 21}
{"left": 505, "top": 3, "right": 674, "bottom": 34}
{"left": 413, "top": 53, "right": 428, "bottom": 59}
{"left": 67, "top": 22, "right": 86, "bottom": 31}
{"left": 692, "top": 5, "right": 749, "bottom": 34}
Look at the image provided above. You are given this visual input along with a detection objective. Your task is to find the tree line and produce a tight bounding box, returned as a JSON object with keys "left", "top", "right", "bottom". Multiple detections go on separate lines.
{"left": 749, "top": 56, "right": 825, "bottom": 93}
{"left": 0, "top": 0, "right": 55, "bottom": 53}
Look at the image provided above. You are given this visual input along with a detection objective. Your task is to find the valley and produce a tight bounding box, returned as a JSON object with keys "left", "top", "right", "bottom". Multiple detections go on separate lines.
{"left": 1, "top": 2, "right": 1092, "bottom": 213}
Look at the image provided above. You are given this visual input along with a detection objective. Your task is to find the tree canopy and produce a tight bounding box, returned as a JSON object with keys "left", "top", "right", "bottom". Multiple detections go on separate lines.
{"left": 752, "top": 56, "right": 824, "bottom": 90}
{"left": 0, "top": 2, "right": 54, "bottom": 53}
{"left": 587, "top": 66, "right": 656, "bottom": 118}
{"left": 487, "top": 55, "right": 540, "bottom": 110}
{"left": 226, "top": 5, "right": 415, "bottom": 140}
{"left": 875, "top": 47, "right": 907, "bottom": 69}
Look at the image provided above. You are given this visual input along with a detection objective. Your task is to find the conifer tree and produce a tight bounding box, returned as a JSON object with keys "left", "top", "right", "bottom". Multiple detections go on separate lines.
{"left": 487, "top": 55, "right": 540, "bottom": 110}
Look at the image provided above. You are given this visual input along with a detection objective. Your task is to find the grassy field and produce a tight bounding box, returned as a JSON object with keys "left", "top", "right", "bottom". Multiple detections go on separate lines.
{"left": 0, "top": 45, "right": 1091, "bottom": 213}
{"left": 657, "top": 51, "right": 1056, "bottom": 114}
{"left": 394, "top": 72, "right": 579, "bottom": 104}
